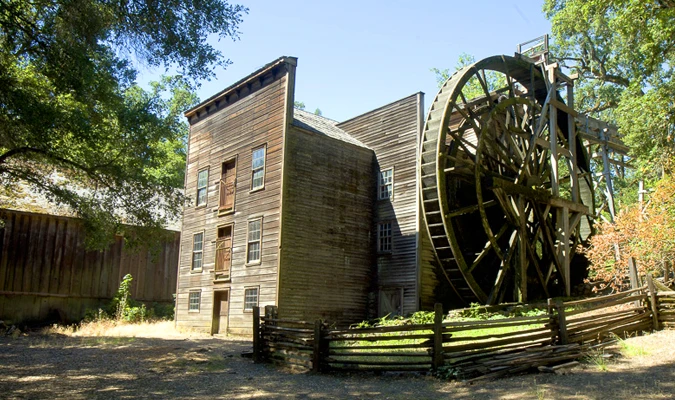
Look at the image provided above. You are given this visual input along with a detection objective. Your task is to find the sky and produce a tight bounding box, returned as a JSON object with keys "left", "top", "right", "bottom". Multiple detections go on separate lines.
{"left": 141, "top": 0, "right": 552, "bottom": 122}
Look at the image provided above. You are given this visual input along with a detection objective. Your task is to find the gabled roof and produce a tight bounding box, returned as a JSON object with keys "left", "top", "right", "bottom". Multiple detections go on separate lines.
{"left": 292, "top": 109, "right": 369, "bottom": 149}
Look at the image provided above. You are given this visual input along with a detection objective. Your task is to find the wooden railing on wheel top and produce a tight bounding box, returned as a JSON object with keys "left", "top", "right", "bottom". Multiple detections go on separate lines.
{"left": 254, "top": 278, "right": 666, "bottom": 380}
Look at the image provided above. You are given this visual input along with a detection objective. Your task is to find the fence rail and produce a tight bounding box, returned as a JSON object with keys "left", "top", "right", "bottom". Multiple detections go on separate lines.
{"left": 254, "top": 277, "right": 671, "bottom": 379}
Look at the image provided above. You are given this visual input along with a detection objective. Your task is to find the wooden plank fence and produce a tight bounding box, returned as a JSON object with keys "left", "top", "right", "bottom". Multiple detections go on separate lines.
{"left": 254, "top": 278, "right": 669, "bottom": 379}
{"left": 0, "top": 209, "right": 179, "bottom": 324}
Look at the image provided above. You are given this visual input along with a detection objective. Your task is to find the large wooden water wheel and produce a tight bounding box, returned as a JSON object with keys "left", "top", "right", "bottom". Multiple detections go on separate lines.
{"left": 420, "top": 55, "right": 595, "bottom": 305}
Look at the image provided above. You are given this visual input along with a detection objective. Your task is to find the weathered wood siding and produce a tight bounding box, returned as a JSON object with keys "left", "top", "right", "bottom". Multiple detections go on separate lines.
{"left": 0, "top": 209, "right": 179, "bottom": 323}
{"left": 277, "top": 126, "right": 374, "bottom": 326}
{"left": 176, "top": 61, "right": 293, "bottom": 335}
{"left": 337, "top": 93, "right": 424, "bottom": 315}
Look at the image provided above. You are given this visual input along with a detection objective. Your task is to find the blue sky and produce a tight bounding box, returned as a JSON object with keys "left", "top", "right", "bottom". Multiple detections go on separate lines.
{"left": 142, "top": 0, "right": 552, "bottom": 122}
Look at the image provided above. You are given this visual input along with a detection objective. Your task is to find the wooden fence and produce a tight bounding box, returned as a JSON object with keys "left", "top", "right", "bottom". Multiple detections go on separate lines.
{"left": 253, "top": 279, "right": 667, "bottom": 379}
{"left": 0, "top": 209, "right": 180, "bottom": 324}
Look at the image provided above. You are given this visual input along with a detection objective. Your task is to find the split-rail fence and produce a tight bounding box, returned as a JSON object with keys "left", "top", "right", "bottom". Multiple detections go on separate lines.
{"left": 253, "top": 274, "right": 674, "bottom": 380}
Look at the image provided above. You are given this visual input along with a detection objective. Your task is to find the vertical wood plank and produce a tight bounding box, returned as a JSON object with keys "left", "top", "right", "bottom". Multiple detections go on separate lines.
{"left": 555, "top": 300, "right": 568, "bottom": 345}
{"left": 313, "top": 319, "right": 322, "bottom": 372}
{"left": 432, "top": 303, "right": 444, "bottom": 370}
{"left": 646, "top": 273, "right": 659, "bottom": 331}
{"left": 253, "top": 305, "right": 260, "bottom": 363}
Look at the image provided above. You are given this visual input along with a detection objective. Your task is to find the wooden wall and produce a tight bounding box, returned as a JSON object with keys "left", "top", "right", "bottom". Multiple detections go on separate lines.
{"left": 176, "top": 60, "right": 293, "bottom": 335}
{"left": 337, "top": 93, "right": 427, "bottom": 315}
{"left": 277, "top": 126, "right": 375, "bottom": 326}
{"left": 0, "top": 209, "right": 179, "bottom": 323}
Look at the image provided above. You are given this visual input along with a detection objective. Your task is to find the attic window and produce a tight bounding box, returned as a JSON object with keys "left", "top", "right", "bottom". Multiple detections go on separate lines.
{"left": 197, "top": 168, "right": 209, "bottom": 206}
{"left": 251, "top": 146, "right": 266, "bottom": 191}
{"left": 379, "top": 168, "right": 393, "bottom": 200}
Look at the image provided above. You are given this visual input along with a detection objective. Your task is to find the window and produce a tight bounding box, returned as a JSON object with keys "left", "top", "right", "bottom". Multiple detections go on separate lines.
{"left": 251, "top": 146, "right": 266, "bottom": 190}
{"left": 197, "top": 169, "right": 209, "bottom": 206}
{"left": 244, "top": 287, "right": 259, "bottom": 311}
{"left": 188, "top": 291, "right": 201, "bottom": 312}
{"left": 246, "top": 219, "right": 262, "bottom": 263}
{"left": 191, "top": 232, "right": 204, "bottom": 271}
{"left": 379, "top": 168, "right": 393, "bottom": 200}
{"left": 378, "top": 222, "right": 392, "bottom": 253}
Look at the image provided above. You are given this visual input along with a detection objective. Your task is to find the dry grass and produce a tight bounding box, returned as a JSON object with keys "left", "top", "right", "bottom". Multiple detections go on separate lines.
{"left": 42, "top": 320, "right": 214, "bottom": 340}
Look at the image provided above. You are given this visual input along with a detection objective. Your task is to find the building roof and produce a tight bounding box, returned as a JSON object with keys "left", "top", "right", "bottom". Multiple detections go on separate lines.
{"left": 292, "top": 109, "right": 369, "bottom": 149}
{"left": 184, "top": 56, "right": 297, "bottom": 118}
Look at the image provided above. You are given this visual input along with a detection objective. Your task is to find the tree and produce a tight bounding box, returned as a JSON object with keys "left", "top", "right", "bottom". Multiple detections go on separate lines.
{"left": 584, "top": 173, "right": 675, "bottom": 290}
{"left": 544, "top": 0, "right": 675, "bottom": 178}
{"left": 431, "top": 53, "right": 507, "bottom": 99}
{"left": 0, "top": 0, "right": 247, "bottom": 248}
{"left": 294, "top": 101, "right": 306, "bottom": 110}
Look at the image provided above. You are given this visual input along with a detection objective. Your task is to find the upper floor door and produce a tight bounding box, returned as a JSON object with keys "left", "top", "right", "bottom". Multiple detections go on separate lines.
{"left": 219, "top": 159, "right": 236, "bottom": 212}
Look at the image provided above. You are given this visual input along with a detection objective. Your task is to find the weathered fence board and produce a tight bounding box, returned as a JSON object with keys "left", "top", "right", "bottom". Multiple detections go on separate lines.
{"left": 255, "top": 285, "right": 672, "bottom": 378}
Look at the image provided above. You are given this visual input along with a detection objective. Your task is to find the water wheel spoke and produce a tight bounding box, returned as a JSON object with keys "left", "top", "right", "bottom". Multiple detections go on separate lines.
{"left": 446, "top": 199, "right": 497, "bottom": 219}
{"left": 487, "top": 230, "right": 519, "bottom": 304}
{"left": 468, "top": 223, "right": 511, "bottom": 273}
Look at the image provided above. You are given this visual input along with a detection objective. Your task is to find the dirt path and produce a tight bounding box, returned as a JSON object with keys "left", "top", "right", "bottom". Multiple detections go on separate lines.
{"left": 1, "top": 324, "right": 674, "bottom": 399}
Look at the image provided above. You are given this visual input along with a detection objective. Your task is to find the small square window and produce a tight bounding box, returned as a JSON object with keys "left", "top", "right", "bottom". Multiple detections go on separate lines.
{"left": 247, "top": 219, "right": 262, "bottom": 263}
{"left": 378, "top": 222, "right": 392, "bottom": 253}
{"left": 251, "top": 146, "right": 266, "bottom": 190}
{"left": 244, "top": 287, "right": 259, "bottom": 311}
{"left": 188, "top": 291, "right": 201, "bottom": 312}
{"left": 197, "top": 169, "right": 209, "bottom": 206}
{"left": 191, "top": 232, "right": 204, "bottom": 271}
{"left": 379, "top": 168, "right": 393, "bottom": 200}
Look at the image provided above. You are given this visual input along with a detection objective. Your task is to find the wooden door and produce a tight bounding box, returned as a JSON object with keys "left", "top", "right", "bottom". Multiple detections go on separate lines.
{"left": 212, "top": 290, "right": 229, "bottom": 335}
{"left": 219, "top": 160, "right": 236, "bottom": 212}
{"left": 215, "top": 226, "right": 232, "bottom": 277}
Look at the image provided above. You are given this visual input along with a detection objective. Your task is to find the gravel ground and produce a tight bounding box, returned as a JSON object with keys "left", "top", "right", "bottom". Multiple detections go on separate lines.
{"left": 1, "top": 325, "right": 675, "bottom": 399}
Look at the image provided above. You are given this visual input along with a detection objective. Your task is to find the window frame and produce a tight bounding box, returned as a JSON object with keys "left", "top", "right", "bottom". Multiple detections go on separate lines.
{"left": 378, "top": 167, "right": 394, "bottom": 200}
{"left": 243, "top": 286, "right": 259, "bottom": 312}
{"left": 191, "top": 231, "right": 205, "bottom": 272}
{"left": 377, "top": 221, "right": 393, "bottom": 253}
{"left": 246, "top": 218, "right": 263, "bottom": 265}
{"left": 188, "top": 290, "right": 201, "bottom": 313}
{"left": 250, "top": 145, "right": 266, "bottom": 192}
{"left": 196, "top": 167, "right": 209, "bottom": 207}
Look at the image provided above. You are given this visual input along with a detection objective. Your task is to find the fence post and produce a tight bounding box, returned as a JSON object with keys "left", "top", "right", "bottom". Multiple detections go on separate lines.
{"left": 432, "top": 303, "right": 444, "bottom": 370}
{"left": 547, "top": 298, "right": 557, "bottom": 344}
{"left": 555, "top": 300, "right": 568, "bottom": 345}
{"left": 252, "top": 306, "right": 261, "bottom": 363}
{"left": 646, "top": 273, "right": 660, "bottom": 331}
{"left": 628, "top": 258, "right": 642, "bottom": 307}
{"left": 313, "top": 320, "right": 323, "bottom": 373}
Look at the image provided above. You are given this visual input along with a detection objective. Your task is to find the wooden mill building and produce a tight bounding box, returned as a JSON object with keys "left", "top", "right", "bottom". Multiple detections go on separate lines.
{"left": 175, "top": 56, "right": 441, "bottom": 335}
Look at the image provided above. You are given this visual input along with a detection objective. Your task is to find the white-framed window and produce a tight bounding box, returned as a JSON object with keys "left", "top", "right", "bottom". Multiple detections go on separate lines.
{"left": 196, "top": 168, "right": 209, "bottom": 206}
{"left": 244, "top": 287, "right": 259, "bottom": 312}
{"left": 379, "top": 168, "right": 393, "bottom": 200}
{"left": 188, "top": 290, "right": 201, "bottom": 312}
{"left": 251, "top": 146, "right": 266, "bottom": 190}
{"left": 378, "top": 222, "right": 392, "bottom": 253}
{"left": 191, "top": 232, "right": 204, "bottom": 271}
{"left": 246, "top": 219, "right": 262, "bottom": 263}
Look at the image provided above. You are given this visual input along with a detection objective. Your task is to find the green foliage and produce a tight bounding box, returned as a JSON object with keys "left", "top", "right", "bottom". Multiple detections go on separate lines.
{"left": 0, "top": 0, "right": 246, "bottom": 249}
{"left": 544, "top": 0, "right": 675, "bottom": 179}
{"left": 294, "top": 101, "right": 306, "bottom": 110}
{"left": 431, "top": 53, "right": 507, "bottom": 100}
{"left": 108, "top": 274, "right": 145, "bottom": 323}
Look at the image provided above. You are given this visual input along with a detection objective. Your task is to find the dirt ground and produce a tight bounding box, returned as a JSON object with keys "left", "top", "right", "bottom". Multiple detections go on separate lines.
{"left": 1, "top": 322, "right": 674, "bottom": 400}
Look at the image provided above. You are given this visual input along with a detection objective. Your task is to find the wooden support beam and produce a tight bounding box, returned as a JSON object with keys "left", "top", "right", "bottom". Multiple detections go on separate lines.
{"left": 548, "top": 68, "right": 560, "bottom": 197}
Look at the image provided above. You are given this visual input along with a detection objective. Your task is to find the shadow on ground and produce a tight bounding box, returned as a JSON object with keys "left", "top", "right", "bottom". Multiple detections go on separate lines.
{"left": 0, "top": 335, "right": 673, "bottom": 399}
